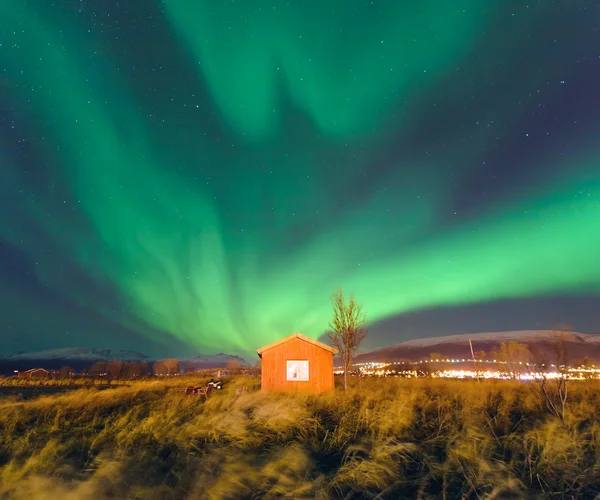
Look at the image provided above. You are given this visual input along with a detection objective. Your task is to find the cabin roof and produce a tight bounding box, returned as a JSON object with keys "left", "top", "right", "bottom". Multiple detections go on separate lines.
{"left": 256, "top": 333, "right": 338, "bottom": 357}
{"left": 22, "top": 368, "right": 49, "bottom": 373}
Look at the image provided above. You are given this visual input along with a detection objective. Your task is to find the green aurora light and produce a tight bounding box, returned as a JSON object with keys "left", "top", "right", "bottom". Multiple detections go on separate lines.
{"left": 1, "top": 1, "right": 599, "bottom": 356}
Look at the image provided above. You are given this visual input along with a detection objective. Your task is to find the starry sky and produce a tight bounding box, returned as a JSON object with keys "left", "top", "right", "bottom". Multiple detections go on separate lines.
{"left": 1, "top": 1, "right": 599, "bottom": 359}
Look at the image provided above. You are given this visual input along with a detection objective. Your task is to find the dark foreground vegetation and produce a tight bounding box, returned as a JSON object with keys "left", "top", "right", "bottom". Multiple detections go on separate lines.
{"left": 1, "top": 376, "right": 599, "bottom": 499}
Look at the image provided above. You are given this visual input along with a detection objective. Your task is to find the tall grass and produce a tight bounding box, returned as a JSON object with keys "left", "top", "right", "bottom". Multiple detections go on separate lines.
{"left": 0, "top": 376, "right": 131, "bottom": 387}
{"left": 0, "top": 376, "right": 599, "bottom": 499}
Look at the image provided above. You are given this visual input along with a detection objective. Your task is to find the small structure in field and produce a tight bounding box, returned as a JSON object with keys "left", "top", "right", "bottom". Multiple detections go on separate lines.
{"left": 17, "top": 368, "right": 50, "bottom": 379}
{"left": 256, "top": 333, "right": 338, "bottom": 393}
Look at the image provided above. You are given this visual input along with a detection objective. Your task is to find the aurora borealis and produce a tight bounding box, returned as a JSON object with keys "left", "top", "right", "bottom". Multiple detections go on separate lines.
{"left": 1, "top": 1, "right": 599, "bottom": 358}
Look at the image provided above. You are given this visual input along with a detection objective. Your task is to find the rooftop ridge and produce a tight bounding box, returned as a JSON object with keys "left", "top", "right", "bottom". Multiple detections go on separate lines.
{"left": 257, "top": 332, "right": 338, "bottom": 357}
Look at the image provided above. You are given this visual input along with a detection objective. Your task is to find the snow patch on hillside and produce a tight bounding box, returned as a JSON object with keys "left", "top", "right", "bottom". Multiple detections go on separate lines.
{"left": 378, "top": 330, "right": 596, "bottom": 350}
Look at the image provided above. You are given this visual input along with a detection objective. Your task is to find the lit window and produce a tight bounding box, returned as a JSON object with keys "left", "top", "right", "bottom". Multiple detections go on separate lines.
{"left": 286, "top": 360, "right": 309, "bottom": 381}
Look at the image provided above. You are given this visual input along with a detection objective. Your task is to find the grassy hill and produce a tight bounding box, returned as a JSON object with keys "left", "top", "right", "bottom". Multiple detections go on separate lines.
{"left": 1, "top": 376, "right": 599, "bottom": 499}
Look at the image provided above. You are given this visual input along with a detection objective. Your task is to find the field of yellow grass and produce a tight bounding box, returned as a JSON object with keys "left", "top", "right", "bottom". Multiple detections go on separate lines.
{"left": 0, "top": 375, "right": 599, "bottom": 499}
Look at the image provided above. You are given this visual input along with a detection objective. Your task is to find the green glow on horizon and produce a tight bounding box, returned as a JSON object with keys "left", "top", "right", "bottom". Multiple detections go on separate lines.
{"left": 1, "top": 1, "right": 599, "bottom": 356}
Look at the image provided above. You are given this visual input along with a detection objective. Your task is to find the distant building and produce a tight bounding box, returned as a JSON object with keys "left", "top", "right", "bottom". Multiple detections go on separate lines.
{"left": 17, "top": 368, "right": 50, "bottom": 379}
{"left": 256, "top": 333, "right": 338, "bottom": 393}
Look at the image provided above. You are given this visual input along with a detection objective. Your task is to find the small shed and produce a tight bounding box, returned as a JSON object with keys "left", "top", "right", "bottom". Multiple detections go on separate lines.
{"left": 17, "top": 368, "right": 50, "bottom": 379}
{"left": 256, "top": 333, "right": 338, "bottom": 393}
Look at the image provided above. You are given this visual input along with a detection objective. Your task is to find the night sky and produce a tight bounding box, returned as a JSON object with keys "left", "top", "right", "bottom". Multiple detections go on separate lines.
{"left": 1, "top": 1, "right": 599, "bottom": 359}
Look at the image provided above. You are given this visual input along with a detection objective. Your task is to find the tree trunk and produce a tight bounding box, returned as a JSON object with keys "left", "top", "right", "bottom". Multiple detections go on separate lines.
{"left": 344, "top": 364, "right": 348, "bottom": 392}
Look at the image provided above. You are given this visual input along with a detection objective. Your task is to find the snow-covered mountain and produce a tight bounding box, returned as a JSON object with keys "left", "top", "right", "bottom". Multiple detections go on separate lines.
{"left": 178, "top": 353, "right": 251, "bottom": 370}
{"left": 396, "top": 330, "right": 598, "bottom": 349}
{"left": 4, "top": 347, "right": 150, "bottom": 362}
{"left": 193, "top": 353, "right": 249, "bottom": 364}
{"left": 355, "top": 330, "right": 600, "bottom": 364}
{"left": 0, "top": 347, "right": 251, "bottom": 374}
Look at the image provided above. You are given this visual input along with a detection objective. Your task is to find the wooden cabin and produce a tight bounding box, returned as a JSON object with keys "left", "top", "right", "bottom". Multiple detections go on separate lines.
{"left": 17, "top": 368, "right": 50, "bottom": 379}
{"left": 256, "top": 333, "right": 338, "bottom": 393}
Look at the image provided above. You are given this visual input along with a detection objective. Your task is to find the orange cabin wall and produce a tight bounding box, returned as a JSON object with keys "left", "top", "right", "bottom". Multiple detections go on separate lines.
{"left": 260, "top": 338, "right": 334, "bottom": 393}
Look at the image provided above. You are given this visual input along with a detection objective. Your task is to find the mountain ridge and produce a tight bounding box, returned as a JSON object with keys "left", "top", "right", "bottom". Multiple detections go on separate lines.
{"left": 356, "top": 330, "right": 600, "bottom": 363}
{"left": 3, "top": 347, "right": 150, "bottom": 362}
{"left": 0, "top": 346, "right": 250, "bottom": 373}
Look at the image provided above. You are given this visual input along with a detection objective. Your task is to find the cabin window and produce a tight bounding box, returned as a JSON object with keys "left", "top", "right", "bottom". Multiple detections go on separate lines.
{"left": 286, "top": 360, "right": 309, "bottom": 381}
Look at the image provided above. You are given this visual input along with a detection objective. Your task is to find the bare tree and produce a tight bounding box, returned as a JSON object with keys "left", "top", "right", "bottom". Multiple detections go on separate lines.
{"left": 139, "top": 361, "right": 151, "bottom": 377}
{"left": 530, "top": 331, "right": 570, "bottom": 421}
{"left": 166, "top": 358, "right": 180, "bottom": 375}
{"left": 473, "top": 350, "right": 486, "bottom": 361}
{"left": 227, "top": 358, "right": 241, "bottom": 373}
{"left": 107, "top": 361, "right": 125, "bottom": 379}
{"left": 90, "top": 361, "right": 107, "bottom": 377}
{"left": 153, "top": 360, "right": 166, "bottom": 376}
{"left": 491, "top": 342, "right": 530, "bottom": 379}
{"left": 123, "top": 362, "right": 142, "bottom": 378}
{"left": 574, "top": 356, "right": 596, "bottom": 380}
{"left": 58, "top": 366, "right": 75, "bottom": 378}
{"left": 153, "top": 358, "right": 179, "bottom": 376}
{"left": 327, "top": 289, "right": 367, "bottom": 392}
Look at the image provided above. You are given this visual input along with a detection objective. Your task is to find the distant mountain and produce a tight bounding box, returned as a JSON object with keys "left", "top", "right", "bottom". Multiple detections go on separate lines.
{"left": 178, "top": 353, "right": 250, "bottom": 371}
{"left": 0, "top": 347, "right": 250, "bottom": 374}
{"left": 355, "top": 330, "right": 600, "bottom": 364}
{"left": 4, "top": 347, "right": 150, "bottom": 362}
{"left": 193, "top": 352, "right": 249, "bottom": 363}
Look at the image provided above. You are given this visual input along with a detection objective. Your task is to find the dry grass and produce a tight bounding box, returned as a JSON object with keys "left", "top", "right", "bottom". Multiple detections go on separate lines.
{"left": 0, "top": 376, "right": 599, "bottom": 499}
{"left": 0, "top": 376, "right": 128, "bottom": 387}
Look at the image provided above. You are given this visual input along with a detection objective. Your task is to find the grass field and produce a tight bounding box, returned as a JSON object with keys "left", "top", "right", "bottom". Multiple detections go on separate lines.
{"left": 1, "top": 375, "right": 599, "bottom": 499}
